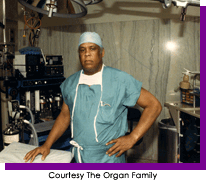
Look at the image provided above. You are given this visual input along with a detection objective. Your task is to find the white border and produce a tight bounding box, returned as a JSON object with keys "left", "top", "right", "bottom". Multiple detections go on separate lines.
{"left": 201, "top": 0, "right": 206, "bottom": 6}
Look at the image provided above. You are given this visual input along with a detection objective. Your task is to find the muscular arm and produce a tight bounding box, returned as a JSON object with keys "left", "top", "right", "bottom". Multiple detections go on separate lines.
{"left": 43, "top": 101, "right": 71, "bottom": 148}
{"left": 24, "top": 101, "right": 71, "bottom": 162}
{"left": 129, "top": 88, "right": 162, "bottom": 144}
{"left": 106, "top": 88, "right": 162, "bottom": 157}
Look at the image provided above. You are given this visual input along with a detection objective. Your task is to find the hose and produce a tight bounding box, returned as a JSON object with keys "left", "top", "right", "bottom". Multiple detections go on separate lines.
{"left": 19, "top": 105, "right": 35, "bottom": 125}
{"left": 23, "top": 11, "right": 42, "bottom": 46}
{"left": 24, "top": 14, "right": 41, "bottom": 30}
{"left": 23, "top": 119, "right": 39, "bottom": 146}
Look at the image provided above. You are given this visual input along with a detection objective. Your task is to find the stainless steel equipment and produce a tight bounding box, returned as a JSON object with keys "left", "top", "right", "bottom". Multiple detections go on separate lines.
{"left": 158, "top": 118, "right": 178, "bottom": 163}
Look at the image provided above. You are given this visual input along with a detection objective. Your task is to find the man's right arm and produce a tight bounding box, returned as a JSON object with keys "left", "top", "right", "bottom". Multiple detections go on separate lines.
{"left": 24, "top": 101, "right": 71, "bottom": 163}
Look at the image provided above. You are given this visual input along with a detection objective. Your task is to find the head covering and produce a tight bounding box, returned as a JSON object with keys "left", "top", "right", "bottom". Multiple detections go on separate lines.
{"left": 78, "top": 32, "right": 103, "bottom": 48}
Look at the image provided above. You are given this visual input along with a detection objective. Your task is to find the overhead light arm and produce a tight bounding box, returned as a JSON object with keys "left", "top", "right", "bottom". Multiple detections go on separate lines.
{"left": 156, "top": 0, "right": 200, "bottom": 21}
{"left": 18, "top": 0, "right": 103, "bottom": 18}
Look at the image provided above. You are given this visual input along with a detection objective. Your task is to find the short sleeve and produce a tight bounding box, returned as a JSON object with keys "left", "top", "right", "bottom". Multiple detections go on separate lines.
{"left": 60, "top": 77, "right": 72, "bottom": 106}
{"left": 122, "top": 73, "right": 142, "bottom": 107}
{"left": 59, "top": 71, "right": 81, "bottom": 107}
{"left": 60, "top": 80, "right": 66, "bottom": 102}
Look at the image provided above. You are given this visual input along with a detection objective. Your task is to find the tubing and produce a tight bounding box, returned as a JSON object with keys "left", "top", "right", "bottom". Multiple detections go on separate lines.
{"left": 19, "top": 105, "right": 35, "bottom": 124}
{"left": 23, "top": 119, "right": 39, "bottom": 146}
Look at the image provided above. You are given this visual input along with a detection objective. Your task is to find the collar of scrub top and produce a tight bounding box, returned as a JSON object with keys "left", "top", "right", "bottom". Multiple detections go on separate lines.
{"left": 79, "top": 65, "right": 103, "bottom": 86}
{"left": 70, "top": 64, "right": 105, "bottom": 143}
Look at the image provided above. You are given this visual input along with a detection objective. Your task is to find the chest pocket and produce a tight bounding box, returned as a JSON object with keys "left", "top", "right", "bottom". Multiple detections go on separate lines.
{"left": 98, "top": 100, "right": 115, "bottom": 125}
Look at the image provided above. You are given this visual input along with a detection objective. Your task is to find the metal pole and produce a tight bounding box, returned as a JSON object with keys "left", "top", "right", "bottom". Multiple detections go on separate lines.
{"left": 3, "top": 0, "right": 6, "bottom": 45}
{"left": 0, "top": 91, "right": 3, "bottom": 151}
{"left": 2, "top": 0, "right": 8, "bottom": 81}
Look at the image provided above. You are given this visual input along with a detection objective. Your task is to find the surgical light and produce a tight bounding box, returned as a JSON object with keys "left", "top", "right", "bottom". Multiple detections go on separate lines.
{"left": 18, "top": 0, "right": 103, "bottom": 18}
{"left": 157, "top": 0, "right": 200, "bottom": 8}
{"left": 156, "top": 0, "right": 200, "bottom": 21}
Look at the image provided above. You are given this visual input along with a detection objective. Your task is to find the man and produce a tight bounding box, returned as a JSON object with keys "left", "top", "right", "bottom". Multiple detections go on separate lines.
{"left": 24, "top": 32, "right": 162, "bottom": 163}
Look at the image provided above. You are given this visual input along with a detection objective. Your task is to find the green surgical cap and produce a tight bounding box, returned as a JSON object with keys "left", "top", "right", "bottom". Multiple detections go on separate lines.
{"left": 78, "top": 32, "right": 103, "bottom": 48}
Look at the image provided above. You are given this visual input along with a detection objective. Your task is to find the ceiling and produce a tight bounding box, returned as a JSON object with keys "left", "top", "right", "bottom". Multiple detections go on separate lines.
{"left": 15, "top": 0, "right": 200, "bottom": 28}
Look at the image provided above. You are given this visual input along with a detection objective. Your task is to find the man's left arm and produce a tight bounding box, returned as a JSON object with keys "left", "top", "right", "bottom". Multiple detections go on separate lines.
{"left": 106, "top": 87, "right": 162, "bottom": 157}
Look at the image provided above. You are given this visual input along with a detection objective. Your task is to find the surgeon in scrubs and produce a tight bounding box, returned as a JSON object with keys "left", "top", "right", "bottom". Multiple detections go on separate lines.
{"left": 24, "top": 32, "right": 162, "bottom": 163}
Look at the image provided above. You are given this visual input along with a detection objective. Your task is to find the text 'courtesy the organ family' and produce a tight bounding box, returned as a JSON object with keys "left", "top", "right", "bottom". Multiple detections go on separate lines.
{"left": 48, "top": 171, "right": 158, "bottom": 180}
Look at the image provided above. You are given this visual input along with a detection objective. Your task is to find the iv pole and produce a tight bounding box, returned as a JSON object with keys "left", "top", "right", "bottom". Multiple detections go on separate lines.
{"left": 0, "top": 0, "right": 6, "bottom": 152}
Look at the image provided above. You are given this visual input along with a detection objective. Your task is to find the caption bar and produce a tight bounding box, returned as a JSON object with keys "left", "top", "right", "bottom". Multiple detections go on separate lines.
{"left": 48, "top": 171, "right": 158, "bottom": 180}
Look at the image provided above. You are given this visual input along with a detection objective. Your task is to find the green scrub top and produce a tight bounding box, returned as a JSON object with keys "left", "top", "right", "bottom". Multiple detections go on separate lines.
{"left": 60, "top": 66, "right": 142, "bottom": 163}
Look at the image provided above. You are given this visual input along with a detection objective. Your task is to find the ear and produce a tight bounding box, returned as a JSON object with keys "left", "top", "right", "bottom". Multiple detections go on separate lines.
{"left": 101, "top": 48, "right": 105, "bottom": 58}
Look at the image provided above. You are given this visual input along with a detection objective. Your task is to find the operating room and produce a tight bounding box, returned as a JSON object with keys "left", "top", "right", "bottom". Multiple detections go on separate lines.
{"left": 0, "top": 0, "right": 200, "bottom": 163}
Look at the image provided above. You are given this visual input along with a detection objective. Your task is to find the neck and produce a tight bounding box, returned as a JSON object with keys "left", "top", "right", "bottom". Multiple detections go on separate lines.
{"left": 83, "top": 63, "right": 103, "bottom": 75}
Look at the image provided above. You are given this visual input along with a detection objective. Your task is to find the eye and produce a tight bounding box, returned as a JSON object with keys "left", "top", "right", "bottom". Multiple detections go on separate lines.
{"left": 91, "top": 46, "right": 97, "bottom": 50}
{"left": 79, "top": 48, "right": 85, "bottom": 52}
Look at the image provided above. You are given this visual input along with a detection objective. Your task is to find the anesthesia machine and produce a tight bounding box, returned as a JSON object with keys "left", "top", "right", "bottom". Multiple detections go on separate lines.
{"left": 1, "top": 50, "right": 72, "bottom": 151}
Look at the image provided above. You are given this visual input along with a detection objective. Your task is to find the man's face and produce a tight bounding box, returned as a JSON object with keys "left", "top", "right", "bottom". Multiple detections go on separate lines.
{"left": 79, "top": 43, "right": 104, "bottom": 75}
